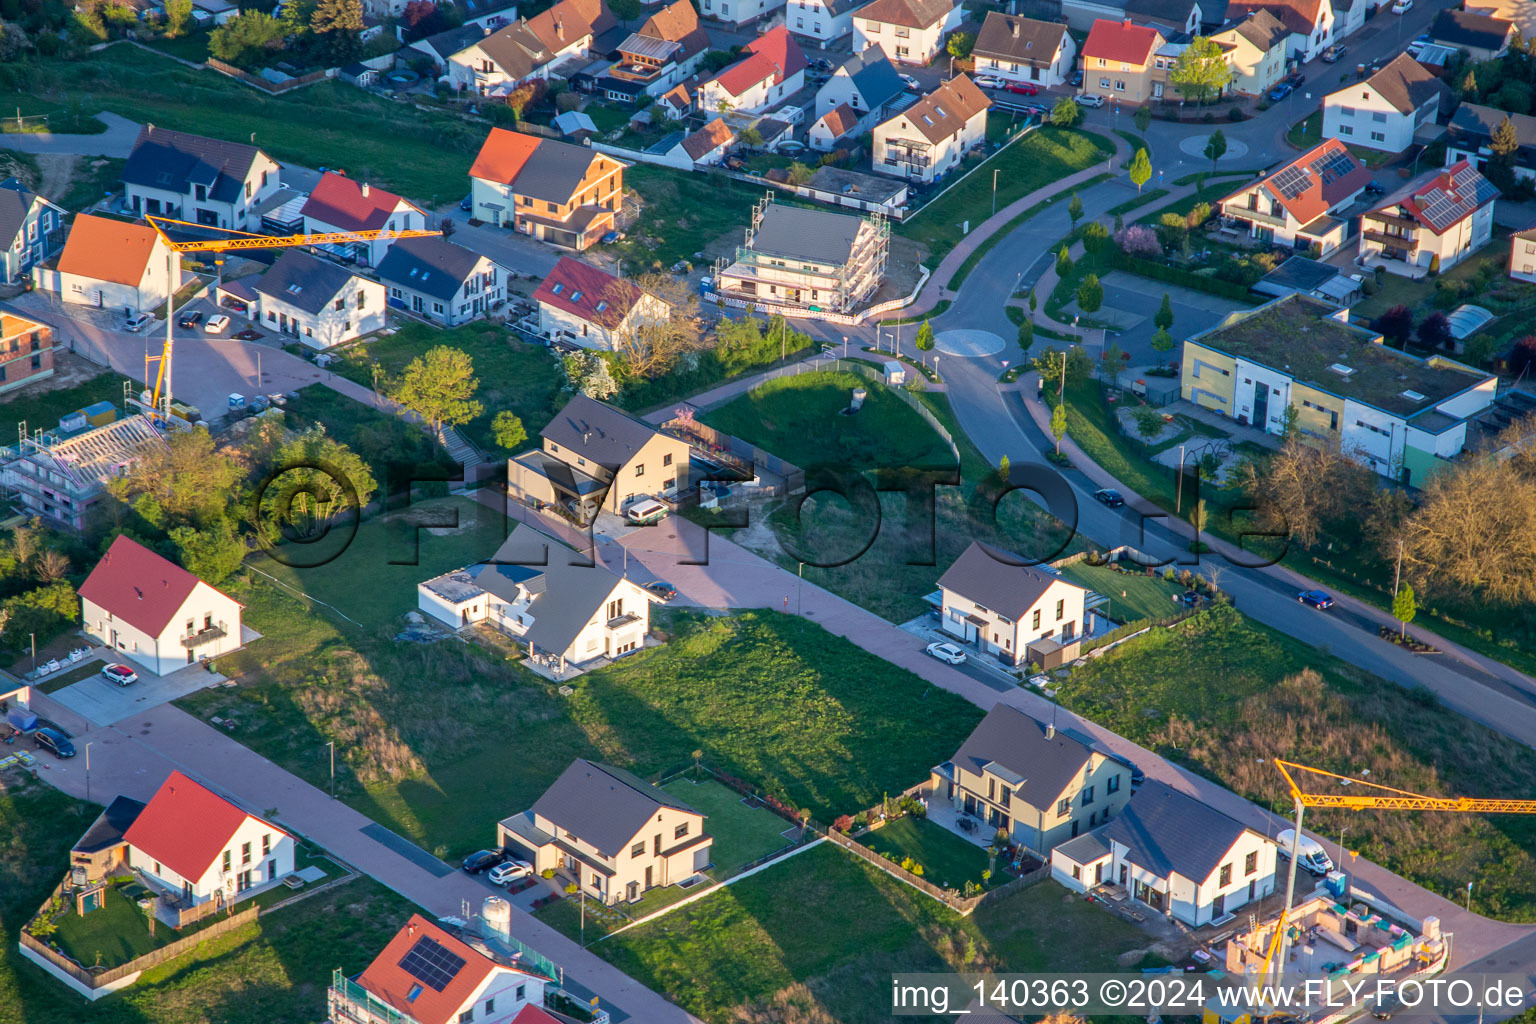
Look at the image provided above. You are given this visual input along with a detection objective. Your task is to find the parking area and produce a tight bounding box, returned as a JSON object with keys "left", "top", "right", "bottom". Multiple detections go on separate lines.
{"left": 48, "top": 627, "right": 260, "bottom": 726}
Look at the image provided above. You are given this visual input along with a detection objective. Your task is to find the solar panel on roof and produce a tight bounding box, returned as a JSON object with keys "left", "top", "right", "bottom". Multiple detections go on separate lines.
{"left": 1271, "top": 165, "right": 1311, "bottom": 200}
{"left": 1316, "top": 150, "right": 1355, "bottom": 181}
{"left": 398, "top": 936, "right": 466, "bottom": 992}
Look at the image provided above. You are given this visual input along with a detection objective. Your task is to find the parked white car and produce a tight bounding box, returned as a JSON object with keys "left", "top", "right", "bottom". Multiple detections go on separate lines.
{"left": 1076, "top": 93, "right": 1106, "bottom": 108}
{"left": 204, "top": 314, "right": 230, "bottom": 334}
{"left": 488, "top": 859, "right": 534, "bottom": 886}
{"left": 925, "top": 642, "right": 967, "bottom": 665}
{"left": 972, "top": 75, "right": 1005, "bottom": 90}
{"left": 625, "top": 498, "right": 669, "bottom": 525}
{"left": 1391, "top": 0, "right": 1412, "bottom": 13}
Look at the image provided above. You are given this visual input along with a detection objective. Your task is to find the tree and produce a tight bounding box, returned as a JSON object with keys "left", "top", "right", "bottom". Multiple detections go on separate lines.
{"left": 562, "top": 350, "right": 619, "bottom": 399}
{"left": 310, "top": 0, "right": 363, "bottom": 60}
{"left": 33, "top": 548, "right": 68, "bottom": 583}
{"left": 786, "top": 161, "right": 815, "bottom": 185}
{"left": 393, "top": 346, "right": 484, "bottom": 435}
{"left": 259, "top": 426, "right": 378, "bottom": 541}
{"left": 208, "top": 9, "right": 286, "bottom": 64}
{"left": 491, "top": 411, "right": 528, "bottom": 453}
{"left": 1068, "top": 191, "right": 1083, "bottom": 227}
{"left": 608, "top": 273, "right": 704, "bottom": 379}
{"left": 165, "top": 0, "right": 192, "bottom": 35}
{"left": 1417, "top": 310, "right": 1453, "bottom": 350}
{"left": 1097, "top": 340, "right": 1123, "bottom": 382}
{"left": 1081, "top": 221, "right": 1109, "bottom": 256}
{"left": 1133, "top": 105, "right": 1151, "bottom": 133}
{"left": 1459, "top": 67, "right": 1477, "bottom": 96}
{"left": 1392, "top": 582, "right": 1417, "bottom": 638}
{"left": 170, "top": 516, "right": 246, "bottom": 585}
{"left": 1132, "top": 405, "right": 1164, "bottom": 441}
{"left": 1203, "top": 128, "right": 1227, "bottom": 169}
{"left": 1169, "top": 36, "right": 1234, "bottom": 105}
{"left": 1027, "top": 288, "right": 1037, "bottom": 314}
{"left": 1377, "top": 304, "right": 1414, "bottom": 345}
{"left": 1154, "top": 292, "right": 1174, "bottom": 332}
{"left": 1055, "top": 246, "right": 1073, "bottom": 279}
{"left": 1488, "top": 114, "right": 1520, "bottom": 192}
{"left": 1150, "top": 326, "right": 1175, "bottom": 369}
{"left": 739, "top": 125, "right": 763, "bottom": 147}
{"left": 609, "top": 0, "right": 642, "bottom": 20}
{"left": 914, "top": 320, "right": 935, "bottom": 352}
{"left": 126, "top": 427, "right": 242, "bottom": 529}
{"left": 1051, "top": 96, "right": 1079, "bottom": 127}
{"left": 1017, "top": 319, "right": 1033, "bottom": 354}
{"left": 1398, "top": 456, "right": 1536, "bottom": 603}
{"left": 1075, "top": 273, "right": 1103, "bottom": 315}
{"left": 1033, "top": 346, "right": 1092, "bottom": 388}
{"left": 1239, "top": 437, "right": 1377, "bottom": 548}
{"left": 1128, "top": 146, "right": 1151, "bottom": 194}
{"left": 946, "top": 30, "right": 973, "bottom": 60}
{"left": 1050, "top": 400, "right": 1067, "bottom": 456}
{"left": 1190, "top": 497, "right": 1208, "bottom": 535}
{"left": 1509, "top": 335, "right": 1536, "bottom": 379}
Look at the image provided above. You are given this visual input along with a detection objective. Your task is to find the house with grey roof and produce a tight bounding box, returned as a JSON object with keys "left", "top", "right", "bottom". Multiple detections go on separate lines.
{"left": 790, "top": 0, "right": 858, "bottom": 41}
{"left": 714, "top": 198, "right": 889, "bottom": 315}
{"left": 121, "top": 125, "right": 282, "bottom": 232}
{"left": 1051, "top": 780, "right": 1277, "bottom": 926}
{"left": 248, "top": 250, "right": 385, "bottom": 350}
{"left": 933, "top": 704, "right": 1131, "bottom": 854}
{"left": 1429, "top": 8, "right": 1514, "bottom": 62}
{"left": 0, "top": 178, "right": 65, "bottom": 287}
{"left": 933, "top": 540, "right": 1095, "bottom": 668}
{"left": 1446, "top": 102, "right": 1536, "bottom": 183}
{"left": 374, "top": 235, "right": 508, "bottom": 326}
{"left": 418, "top": 530, "right": 653, "bottom": 673}
{"left": 407, "top": 23, "right": 491, "bottom": 72}
{"left": 497, "top": 758, "right": 711, "bottom": 904}
{"left": 814, "top": 45, "right": 911, "bottom": 136}
{"left": 1253, "top": 255, "right": 1362, "bottom": 308}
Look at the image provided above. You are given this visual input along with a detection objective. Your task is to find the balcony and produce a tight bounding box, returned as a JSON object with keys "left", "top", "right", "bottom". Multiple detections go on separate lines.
{"left": 180, "top": 622, "right": 229, "bottom": 648}
{"left": 1229, "top": 205, "right": 1287, "bottom": 228}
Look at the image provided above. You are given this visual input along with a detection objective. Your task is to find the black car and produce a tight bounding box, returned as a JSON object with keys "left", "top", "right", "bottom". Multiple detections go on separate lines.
{"left": 1364, "top": 180, "right": 1386, "bottom": 195}
{"left": 34, "top": 727, "right": 75, "bottom": 759}
{"left": 178, "top": 310, "right": 204, "bottom": 329}
{"left": 1069, "top": 69, "right": 1083, "bottom": 87}
{"left": 461, "top": 849, "right": 503, "bottom": 874}
{"left": 644, "top": 580, "right": 678, "bottom": 601}
{"left": 1129, "top": 762, "right": 1146, "bottom": 786}
{"left": 1093, "top": 488, "right": 1125, "bottom": 507}
{"left": 459, "top": 195, "right": 473, "bottom": 212}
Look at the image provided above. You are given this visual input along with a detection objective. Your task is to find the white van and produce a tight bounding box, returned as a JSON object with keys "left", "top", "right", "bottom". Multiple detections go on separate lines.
{"left": 624, "top": 498, "right": 669, "bottom": 525}
{"left": 1276, "top": 830, "right": 1334, "bottom": 875}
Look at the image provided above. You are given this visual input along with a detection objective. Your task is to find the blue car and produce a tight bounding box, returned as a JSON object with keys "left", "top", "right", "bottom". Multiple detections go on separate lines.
{"left": 1268, "top": 83, "right": 1294, "bottom": 101}
{"left": 1298, "top": 589, "right": 1334, "bottom": 610}
{"left": 34, "top": 727, "right": 75, "bottom": 759}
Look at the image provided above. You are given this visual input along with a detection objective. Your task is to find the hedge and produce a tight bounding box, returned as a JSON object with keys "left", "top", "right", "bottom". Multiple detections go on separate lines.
{"left": 1107, "top": 250, "right": 1256, "bottom": 301}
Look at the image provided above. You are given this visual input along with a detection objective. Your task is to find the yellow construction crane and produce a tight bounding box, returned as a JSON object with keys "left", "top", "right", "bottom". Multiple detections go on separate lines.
{"left": 140, "top": 216, "right": 442, "bottom": 419}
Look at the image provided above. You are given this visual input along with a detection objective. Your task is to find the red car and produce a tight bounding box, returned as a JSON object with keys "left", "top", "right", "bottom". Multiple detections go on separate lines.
{"left": 1004, "top": 81, "right": 1039, "bottom": 96}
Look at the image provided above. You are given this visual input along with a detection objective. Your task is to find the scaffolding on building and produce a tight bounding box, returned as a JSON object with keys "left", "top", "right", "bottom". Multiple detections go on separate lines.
{"left": 712, "top": 195, "right": 889, "bottom": 314}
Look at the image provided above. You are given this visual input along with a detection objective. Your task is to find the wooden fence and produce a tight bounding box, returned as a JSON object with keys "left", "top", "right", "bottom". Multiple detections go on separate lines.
{"left": 206, "top": 58, "right": 333, "bottom": 94}
{"left": 826, "top": 828, "right": 1047, "bottom": 916}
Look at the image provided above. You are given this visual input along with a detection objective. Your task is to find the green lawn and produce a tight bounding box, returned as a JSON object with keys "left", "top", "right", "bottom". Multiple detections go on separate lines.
{"left": 604, "top": 164, "right": 770, "bottom": 272}
{"left": 329, "top": 322, "right": 564, "bottom": 456}
{"left": 1058, "top": 559, "right": 1186, "bottom": 625}
{"left": 1286, "top": 112, "right": 1393, "bottom": 169}
{"left": 143, "top": 30, "right": 212, "bottom": 63}
{"left": 701, "top": 370, "right": 954, "bottom": 471}
{"left": 0, "top": 372, "right": 129, "bottom": 438}
{"left": 50, "top": 883, "right": 164, "bottom": 969}
{"left": 280, "top": 385, "right": 458, "bottom": 497}
{"left": 898, "top": 127, "right": 1114, "bottom": 258}
{"left": 597, "top": 842, "right": 1158, "bottom": 1024}
{"left": 661, "top": 777, "right": 795, "bottom": 874}
{"left": 58, "top": 156, "right": 127, "bottom": 212}
{"left": 859, "top": 815, "right": 995, "bottom": 890}
{"left": 36, "top": 660, "right": 103, "bottom": 694}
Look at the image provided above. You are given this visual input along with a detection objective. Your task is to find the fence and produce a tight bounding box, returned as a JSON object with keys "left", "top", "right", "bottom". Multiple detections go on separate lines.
{"left": 660, "top": 417, "right": 806, "bottom": 495}
{"left": 1106, "top": 250, "right": 1256, "bottom": 301}
{"left": 822, "top": 359, "right": 961, "bottom": 464}
{"left": 826, "top": 827, "right": 1048, "bottom": 916}
{"left": 205, "top": 58, "right": 333, "bottom": 94}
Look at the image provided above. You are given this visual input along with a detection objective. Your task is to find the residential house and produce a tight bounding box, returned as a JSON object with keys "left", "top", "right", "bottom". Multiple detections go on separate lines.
{"left": 329, "top": 915, "right": 551, "bottom": 1024}
{"left": 1209, "top": 9, "right": 1289, "bottom": 97}
{"left": 250, "top": 250, "right": 386, "bottom": 349}
{"left": 419, "top": 533, "right": 652, "bottom": 667}
{"left": 534, "top": 255, "right": 674, "bottom": 349}
{"left": 1180, "top": 293, "right": 1498, "bottom": 484}
{"left": 1224, "top": 0, "right": 1332, "bottom": 63}
{"left": 696, "top": 27, "right": 807, "bottom": 115}
{"left": 408, "top": 23, "right": 492, "bottom": 73}
{"left": 697, "top": 0, "right": 784, "bottom": 28}
{"left": 972, "top": 13, "right": 1077, "bottom": 87}
{"left": 507, "top": 393, "right": 692, "bottom": 515}
{"left": 121, "top": 125, "right": 281, "bottom": 232}
{"left": 124, "top": 770, "right": 292, "bottom": 908}
{"left": 376, "top": 236, "right": 508, "bottom": 326}
{"left": 679, "top": 118, "right": 739, "bottom": 165}
{"left": 815, "top": 45, "right": 908, "bottom": 134}
{"left": 1322, "top": 54, "right": 1449, "bottom": 155}
{"left": 1430, "top": 8, "right": 1514, "bottom": 62}
{"left": 935, "top": 540, "right": 1092, "bottom": 665}
{"left": 1464, "top": 0, "right": 1536, "bottom": 40}
{"left": 468, "top": 128, "right": 626, "bottom": 250}
{"left": 787, "top": 0, "right": 857, "bottom": 40}
{"left": 0, "top": 178, "right": 65, "bottom": 287}
{"left": 0, "top": 311, "right": 56, "bottom": 396}
{"left": 1051, "top": 781, "right": 1277, "bottom": 926}
{"left": 809, "top": 103, "right": 864, "bottom": 150}
{"left": 1217, "top": 138, "right": 1372, "bottom": 254}
{"left": 498, "top": 759, "right": 711, "bottom": 904}
{"left": 448, "top": 0, "right": 616, "bottom": 93}
{"left": 872, "top": 75, "right": 990, "bottom": 184}
{"left": 50, "top": 213, "right": 182, "bottom": 314}
{"left": 1078, "top": 19, "right": 1166, "bottom": 106}
{"left": 1060, "top": 0, "right": 1200, "bottom": 35}
{"left": 458, "top": 0, "right": 523, "bottom": 29}
{"left": 1359, "top": 161, "right": 1499, "bottom": 276}
{"left": 715, "top": 199, "right": 889, "bottom": 313}
{"left": 1447, "top": 103, "right": 1536, "bottom": 183}
{"left": 852, "top": 0, "right": 963, "bottom": 65}
{"left": 70, "top": 795, "right": 148, "bottom": 884}
{"left": 933, "top": 704, "right": 1131, "bottom": 854}
{"left": 81, "top": 534, "right": 244, "bottom": 676}
{"left": 1508, "top": 224, "right": 1536, "bottom": 283}
{"left": 1, "top": 414, "right": 166, "bottom": 530}
{"left": 190, "top": 0, "right": 238, "bottom": 24}
{"left": 300, "top": 172, "right": 427, "bottom": 268}
{"left": 597, "top": 0, "right": 711, "bottom": 102}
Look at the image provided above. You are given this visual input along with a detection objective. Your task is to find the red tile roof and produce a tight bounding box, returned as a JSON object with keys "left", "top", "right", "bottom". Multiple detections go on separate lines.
{"left": 1081, "top": 18, "right": 1162, "bottom": 65}
{"left": 123, "top": 771, "right": 285, "bottom": 882}
{"left": 816, "top": 103, "right": 861, "bottom": 140}
{"left": 534, "top": 256, "right": 646, "bottom": 328}
{"left": 1224, "top": 138, "right": 1372, "bottom": 227}
{"left": 78, "top": 535, "right": 210, "bottom": 637}
{"left": 525, "top": 0, "right": 617, "bottom": 52}
{"left": 356, "top": 916, "right": 508, "bottom": 1024}
{"left": 1226, "top": 0, "right": 1322, "bottom": 37}
{"left": 57, "top": 214, "right": 161, "bottom": 288}
{"left": 469, "top": 128, "right": 543, "bottom": 184}
{"left": 510, "top": 1007, "right": 565, "bottom": 1024}
{"left": 301, "top": 172, "right": 420, "bottom": 233}
{"left": 713, "top": 25, "right": 806, "bottom": 95}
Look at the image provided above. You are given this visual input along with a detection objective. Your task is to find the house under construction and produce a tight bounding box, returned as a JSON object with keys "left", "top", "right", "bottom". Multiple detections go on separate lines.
{"left": 714, "top": 197, "right": 888, "bottom": 315}
{"left": 1223, "top": 893, "right": 1447, "bottom": 984}
{"left": 2, "top": 413, "right": 168, "bottom": 530}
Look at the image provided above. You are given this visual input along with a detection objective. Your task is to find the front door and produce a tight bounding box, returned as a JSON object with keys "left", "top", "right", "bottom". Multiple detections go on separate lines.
{"left": 644, "top": 865, "right": 652, "bottom": 889}
{"left": 1094, "top": 862, "right": 1105, "bottom": 885}
{"left": 1248, "top": 879, "right": 1256, "bottom": 901}
{"left": 187, "top": 648, "right": 194, "bottom": 664}
{"left": 267, "top": 860, "right": 276, "bottom": 883}
{"left": 1213, "top": 891, "right": 1226, "bottom": 917}
{"left": 1253, "top": 383, "right": 1270, "bottom": 429}
{"left": 237, "top": 869, "right": 252, "bottom": 892}
{"left": 627, "top": 881, "right": 638, "bottom": 900}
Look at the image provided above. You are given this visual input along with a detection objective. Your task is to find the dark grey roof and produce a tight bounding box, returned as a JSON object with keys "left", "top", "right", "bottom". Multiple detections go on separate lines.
{"left": 1261, "top": 255, "right": 1343, "bottom": 292}
{"left": 1055, "top": 830, "right": 1112, "bottom": 863}
{"left": 471, "top": 532, "right": 634, "bottom": 655}
{"left": 1431, "top": 8, "right": 1512, "bottom": 50}
{"left": 951, "top": 704, "right": 1100, "bottom": 809}
{"left": 1121, "top": 0, "right": 1196, "bottom": 24}
{"left": 123, "top": 126, "right": 266, "bottom": 205}
{"left": 532, "top": 759, "right": 700, "bottom": 857}
{"left": 1449, "top": 103, "right": 1536, "bottom": 165}
{"left": 973, "top": 12, "right": 1070, "bottom": 66}
{"left": 253, "top": 250, "right": 357, "bottom": 314}
{"left": 423, "top": 23, "right": 489, "bottom": 60}
{"left": 805, "top": 165, "right": 908, "bottom": 204}
{"left": 1364, "top": 53, "right": 1450, "bottom": 115}
{"left": 0, "top": 178, "right": 46, "bottom": 247}
{"left": 375, "top": 236, "right": 487, "bottom": 301}
{"left": 540, "top": 393, "right": 665, "bottom": 471}
{"left": 511, "top": 138, "right": 604, "bottom": 204}
{"left": 937, "top": 540, "right": 1079, "bottom": 621}
{"left": 839, "top": 45, "right": 906, "bottom": 110}
{"left": 72, "top": 795, "right": 147, "bottom": 854}
{"left": 749, "top": 203, "right": 868, "bottom": 265}
{"left": 1099, "top": 780, "right": 1258, "bottom": 883}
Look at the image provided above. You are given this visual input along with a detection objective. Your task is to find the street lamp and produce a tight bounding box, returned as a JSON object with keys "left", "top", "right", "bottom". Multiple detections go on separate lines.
{"left": 992, "top": 168, "right": 1001, "bottom": 216}
{"left": 328, "top": 740, "right": 335, "bottom": 798}
{"left": 85, "top": 741, "right": 92, "bottom": 803}
{"left": 1175, "top": 444, "right": 1187, "bottom": 515}
{"left": 1466, "top": 881, "right": 1474, "bottom": 912}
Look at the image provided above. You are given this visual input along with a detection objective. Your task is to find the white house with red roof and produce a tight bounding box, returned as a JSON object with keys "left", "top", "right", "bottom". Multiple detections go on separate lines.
{"left": 695, "top": 26, "right": 806, "bottom": 114}
{"left": 79, "top": 535, "right": 244, "bottom": 677}
{"left": 698, "top": 0, "right": 784, "bottom": 28}
{"left": 124, "top": 770, "right": 293, "bottom": 907}
{"left": 534, "top": 256, "right": 674, "bottom": 349}
{"left": 328, "top": 914, "right": 551, "bottom": 1024}
{"left": 301, "top": 172, "right": 427, "bottom": 268}
{"left": 1218, "top": 138, "right": 1373, "bottom": 255}
{"left": 1358, "top": 161, "right": 1499, "bottom": 277}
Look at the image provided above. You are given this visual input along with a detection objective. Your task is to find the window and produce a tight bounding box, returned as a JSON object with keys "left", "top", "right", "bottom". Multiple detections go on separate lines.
{"left": 1370, "top": 132, "right": 1385, "bottom": 142}
{"left": 675, "top": 822, "right": 689, "bottom": 839}
{"left": 1056, "top": 797, "right": 1070, "bottom": 815}
{"left": 1055, "top": 599, "right": 1064, "bottom": 621}
{"left": 663, "top": 453, "right": 672, "bottom": 466}
{"left": 242, "top": 841, "right": 251, "bottom": 865}
{"left": 485, "top": 999, "right": 495, "bottom": 1015}
{"left": 1099, "top": 77, "right": 1111, "bottom": 89}
{"left": 1031, "top": 609, "right": 1041, "bottom": 629}
{"left": 516, "top": 984, "right": 525, "bottom": 1001}
{"left": 988, "top": 778, "right": 996, "bottom": 801}
{"left": 1107, "top": 774, "right": 1120, "bottom": 794}
{"left": 1082, "top": 786, "right": 1094, "bottom": 806}
{"left": 1115, "top": 80, "right": 1127, "bottom": 92}
{"left": 459, "top": 1012, "right": 473, "bottom": 1024}
{"left": 1000, "top": 788, "right": 1010, "bottom": 808}
{"left": 223, "top": 849, "right": 232, "bottom": 872}
{"left": 1219, "top": 863, "right": 1233, "bottom": 886}
{"left": 1338, "top": 125, "right": 1354, "bottom": 136}
{"left": 1245, "top": 850, "right": 1258, "bottom": 875}
{"left": 334, "top": 297, "right": 345, "bottom": 311}
{"left": 865, "top": 19, "right": 879, "bottom": 31}
{"left": 1371, "top": 111, "right": 1387, "bottom": 123}
{"left": 635, "top": 463, "right": 644, "bottom": 476}
{"left": 1339, "top": 106, "right": 1354, "bottom": 117}
{"left": 631, "top": 840, "right": 645, "bottom": 857}
{"left": 262, "top": 833, "right": 271, "bottom": 855}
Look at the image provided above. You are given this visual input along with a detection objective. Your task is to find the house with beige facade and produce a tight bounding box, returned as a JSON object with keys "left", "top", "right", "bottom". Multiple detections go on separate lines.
{"left": 934, "top": 704, "right": 1132, "bottom": 854}
{"left": 1218, "top": 138, "right": 1372, "bottom": 255}
{"left": 498, "top": 759, "right": 711, "bottom": 905}
{"left": 1225, "top": 0, "right": 1333, "bottom": 63}
{"left": 1078, "top": 18, "right": 1165, "bottom": 105}
{"left": 533, "top": 256, "right": 674, "bottom": 350}
{"left": 1210, "top": 9, "right": 1288, "bottom": 98}
{"left": 714, "top": 200, "right": 889, "bottom": 314}
{"left": 934, "top": 540, "right": 1092, "bottom": 666}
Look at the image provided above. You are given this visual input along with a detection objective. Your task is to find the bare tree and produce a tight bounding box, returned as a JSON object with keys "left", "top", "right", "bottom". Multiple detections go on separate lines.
{"left": 1239, "top": 438, "right": 1375, "bottom": 549}
{"left": 606, "top": 273, "right": 705, "bottom": 380}
{"left": 1398, "top": 456, "right": 1536, "bottom": 603}
{"left": 34, "top": 548, "right": 69, "bottom": 583}
{"left": 9, "top": 523, "right": 38, "bottom": 567}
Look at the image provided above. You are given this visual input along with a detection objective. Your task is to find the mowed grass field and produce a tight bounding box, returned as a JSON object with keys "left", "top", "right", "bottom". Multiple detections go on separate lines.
{"left": 1057, "top": 560, "right": 1187, "bottom": 625}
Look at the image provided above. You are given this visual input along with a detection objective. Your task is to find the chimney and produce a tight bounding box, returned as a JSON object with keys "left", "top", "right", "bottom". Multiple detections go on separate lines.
{"left": 1046, "top": 722, "right": 1055, "bottom": 740}
{"left": 1011, "top": 19, "right": 1019, "bottom": 36}
{"left": 362, "top": 183, "right": 371, "bottom": 198}
{"left": 555, "top": 14, "right": 564, "bottom": 38}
